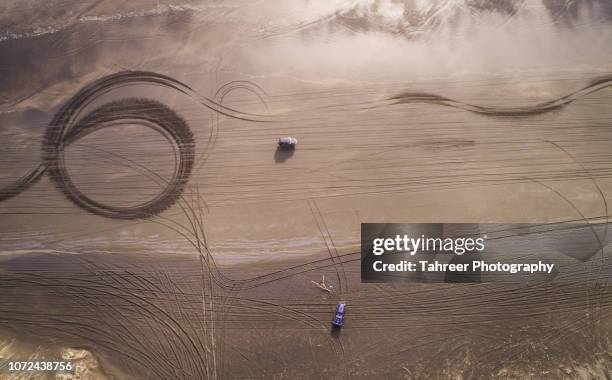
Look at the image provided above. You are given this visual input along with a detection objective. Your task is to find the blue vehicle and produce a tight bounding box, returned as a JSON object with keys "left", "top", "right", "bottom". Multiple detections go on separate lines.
{"left": 332, "top": 302, "right": 346, "bottom": 327}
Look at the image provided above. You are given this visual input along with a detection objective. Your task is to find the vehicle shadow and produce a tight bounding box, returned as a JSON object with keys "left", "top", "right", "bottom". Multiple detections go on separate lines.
{"left": 330, "top": 325, "right": 342, "bottom": 338}
{"left": 274, "top": 146, "right": 295, "bottom": 163}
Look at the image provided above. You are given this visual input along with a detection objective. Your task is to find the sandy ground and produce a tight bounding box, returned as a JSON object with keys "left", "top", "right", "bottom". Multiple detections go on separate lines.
{"left": 2, "top": 1, "right": 612, "bottom": 378}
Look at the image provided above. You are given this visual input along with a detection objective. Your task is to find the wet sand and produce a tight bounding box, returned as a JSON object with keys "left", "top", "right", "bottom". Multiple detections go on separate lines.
{"left": 2, "top": 250, "right": 612, "bottom": 378}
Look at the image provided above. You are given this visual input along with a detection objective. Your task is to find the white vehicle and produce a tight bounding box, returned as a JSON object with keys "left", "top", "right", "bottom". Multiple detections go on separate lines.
{"left": 278, "top": 137, "right": 298, "bottom": 149}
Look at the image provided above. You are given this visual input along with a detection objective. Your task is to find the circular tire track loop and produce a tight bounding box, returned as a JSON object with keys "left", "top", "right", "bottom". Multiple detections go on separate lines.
{"left": 0, "top": 71, "right": 274, "bottom": 219}
{"left": 46, "top": 98, "right": 195, "bottom": 219}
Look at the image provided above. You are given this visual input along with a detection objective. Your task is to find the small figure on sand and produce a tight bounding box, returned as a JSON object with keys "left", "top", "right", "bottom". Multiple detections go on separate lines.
{"left": 312, "top": 275, "right": 333, "bottom": 293}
